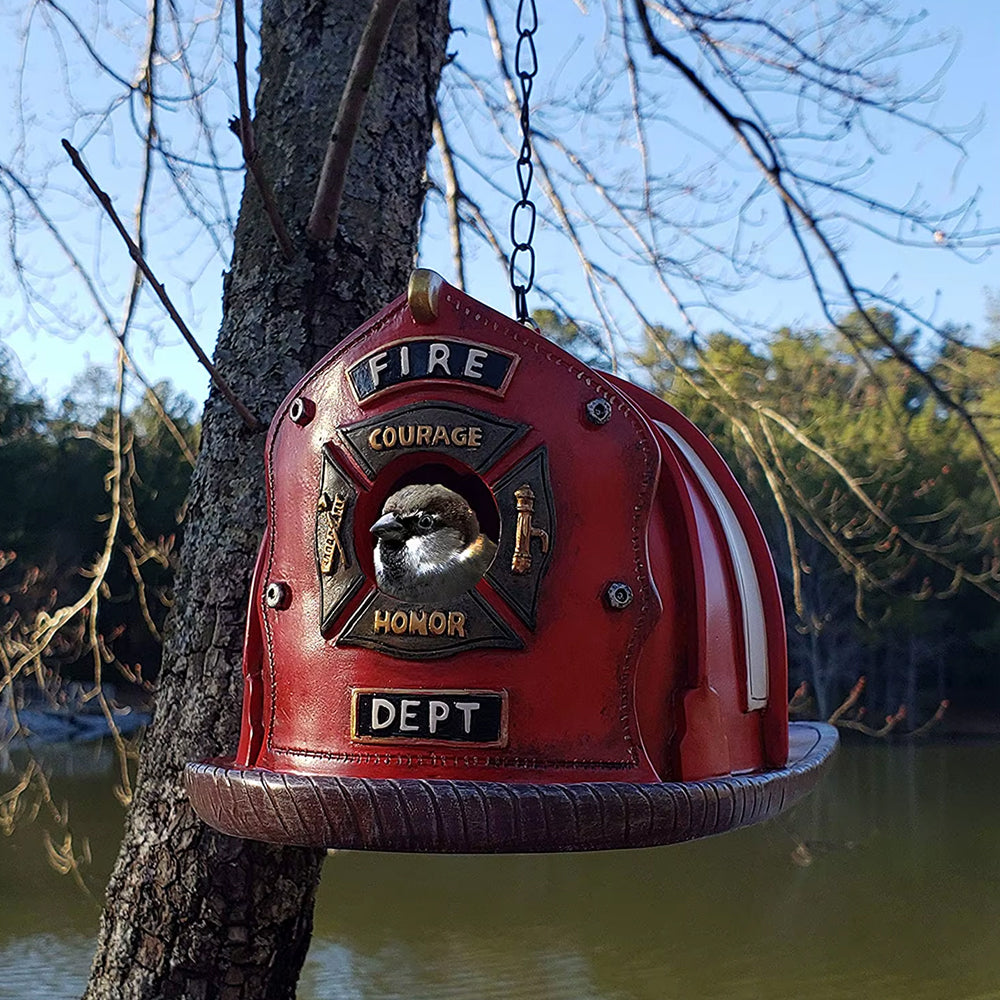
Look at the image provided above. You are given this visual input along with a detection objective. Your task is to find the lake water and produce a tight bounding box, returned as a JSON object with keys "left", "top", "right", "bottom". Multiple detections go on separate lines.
{"left": 2, "top": 740, "right": 999, "bottom": 1000}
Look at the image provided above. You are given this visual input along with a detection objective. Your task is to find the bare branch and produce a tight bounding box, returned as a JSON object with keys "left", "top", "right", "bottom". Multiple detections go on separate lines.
{"left": 1, "top": 349, "right": 126, "bottom": 693}
{"left": 233, "top": 0, "right": 294, "bottom": 261}
{"left": 119, "top": 0, "right": 160, "bottom": 345}
{"left": 307, "top": 0, "right": 404, "bottom": 240}
{"left": 0, "top": 160, "right": 197, "bottom": 465}
{"left": 433, "top": 116, "right": 466, "bottom": 290}
{"left": 633, "top": 0, "right": 1000, "bottom": 515}
{"left": 827, "top": 676, "right": 866, "bottom": 725}
{"left": 62, "top": 139, "right": 263, "bottom": 432}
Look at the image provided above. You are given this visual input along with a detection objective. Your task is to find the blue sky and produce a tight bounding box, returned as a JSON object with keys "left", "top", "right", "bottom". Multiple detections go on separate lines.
{"left": 1, "top": 0, "right": 997, "bottom": 410}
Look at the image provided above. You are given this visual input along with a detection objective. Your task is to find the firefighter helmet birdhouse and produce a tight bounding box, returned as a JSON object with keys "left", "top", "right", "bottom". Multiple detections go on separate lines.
{"left": 185, "top": 270, "right": 836, "bottom": 852}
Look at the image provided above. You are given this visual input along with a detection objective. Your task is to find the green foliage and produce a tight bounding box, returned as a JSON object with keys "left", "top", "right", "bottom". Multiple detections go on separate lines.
{"left": 531, "top": 309, "right": 612, "bottom": 371}
{"left": 539, "top": 309, "right": 1000, "bottom": 720}
{"left": 0, "top": 358, "right": 197, "bottom": 688}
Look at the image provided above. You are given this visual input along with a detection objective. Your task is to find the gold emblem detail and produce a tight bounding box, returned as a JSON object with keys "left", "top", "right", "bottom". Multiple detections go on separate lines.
{"left": 406, "top": 268, "right": 443, "bottom": 324}
{"left": 511, "top": 484, "right": 550, "bottom": 574}
{"left": 372, "top": 608, "right": 467, "bottom": 637}
{"left": 318, "top": 491, "right": 350, "bottom": 575}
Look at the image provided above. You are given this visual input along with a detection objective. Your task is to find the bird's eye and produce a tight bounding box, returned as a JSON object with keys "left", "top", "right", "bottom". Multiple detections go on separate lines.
{"left": 417, "top": 514, "right": 435, "bottom": 532}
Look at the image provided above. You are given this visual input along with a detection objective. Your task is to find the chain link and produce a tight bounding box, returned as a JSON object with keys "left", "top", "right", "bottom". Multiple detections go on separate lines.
{"left": 509, "top": 0, "right": 538, "bottom": 324}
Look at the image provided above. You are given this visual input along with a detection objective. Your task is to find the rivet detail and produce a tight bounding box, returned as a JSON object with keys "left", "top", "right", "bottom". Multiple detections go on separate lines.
{"left": 605, "top": 582, "right": 633, "bottom": 610}
{"left": 265, "top": 582, "right": 290, "bottom": 610}
{"left": 585, "top": 398, "right": 612, "bottom": 426}
{"left": 289, "top": 397, "right": 314, "bottom": 426}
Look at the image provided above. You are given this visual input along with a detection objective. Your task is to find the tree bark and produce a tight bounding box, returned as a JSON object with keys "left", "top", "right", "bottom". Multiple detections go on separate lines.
{"left": 84, "top": 2, "right": 451, "bottom": 997}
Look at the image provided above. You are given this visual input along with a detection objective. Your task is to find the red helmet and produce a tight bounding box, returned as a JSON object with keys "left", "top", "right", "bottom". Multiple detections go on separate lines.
{"left": 187, "top": 270, "right": 835, "bottom": 851}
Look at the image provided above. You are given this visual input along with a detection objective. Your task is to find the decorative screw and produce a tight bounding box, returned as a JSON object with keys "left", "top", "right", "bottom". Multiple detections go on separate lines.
{"left": 605, "top": 582, "right": 633, "bottom": 610}
{"left": 264, "top": 582, "right": 290, "bottom": 610}
{"left": 289, "top": 397, "right": 314, "bottom": 426}
{"left": 585, "top": 398, "right": 612, "bottom": 426}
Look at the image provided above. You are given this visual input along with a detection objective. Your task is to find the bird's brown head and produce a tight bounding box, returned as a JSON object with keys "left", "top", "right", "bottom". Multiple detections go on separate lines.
{"left": 372, "top": 484, "right": 481, "bottom": 548}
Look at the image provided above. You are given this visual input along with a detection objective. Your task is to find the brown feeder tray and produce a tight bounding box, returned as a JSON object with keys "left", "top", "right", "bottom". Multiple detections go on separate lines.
{"left": 184, "top": 721, "right": 836, "bottom": 853}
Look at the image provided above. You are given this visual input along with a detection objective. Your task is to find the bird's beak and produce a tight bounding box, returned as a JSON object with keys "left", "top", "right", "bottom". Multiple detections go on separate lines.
{"left": 371, "top": 512, "right": 405, "bottom": 541}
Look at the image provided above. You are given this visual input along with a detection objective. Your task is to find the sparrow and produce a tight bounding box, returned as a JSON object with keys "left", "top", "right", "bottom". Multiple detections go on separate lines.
{"left": 371, "top": 484, "right": 496, "bottom": 603}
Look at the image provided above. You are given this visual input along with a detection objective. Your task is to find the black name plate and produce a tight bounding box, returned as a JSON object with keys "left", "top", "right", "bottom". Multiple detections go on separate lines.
{"left": 347, "top": 339, "right": 518, "bottom": 403}
{"left": 351, "top": 689, "right": 508, "bottom": 746}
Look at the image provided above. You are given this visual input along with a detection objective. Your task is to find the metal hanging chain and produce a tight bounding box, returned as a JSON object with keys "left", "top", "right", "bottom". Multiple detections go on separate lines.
{"left": 509, "top": 0, "right": 538, "bottom": 324}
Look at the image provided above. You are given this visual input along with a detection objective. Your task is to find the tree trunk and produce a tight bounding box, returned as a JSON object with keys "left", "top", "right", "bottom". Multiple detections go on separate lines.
{"left": 84, "top": 2, "right": 450, "bottom": 997}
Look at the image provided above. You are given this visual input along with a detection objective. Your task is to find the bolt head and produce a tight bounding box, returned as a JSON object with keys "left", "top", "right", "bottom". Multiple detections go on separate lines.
{"left": 264, "top": 582, "right": 290, "bottom": 610}
{"left": 605, "top": 582, "right": 633, "bottom": 610}
{"left": 585, "top": 398, "right": 612, "bottom": 426}
{"left": 289, "top": 397, "right": 314, "bottom": 426}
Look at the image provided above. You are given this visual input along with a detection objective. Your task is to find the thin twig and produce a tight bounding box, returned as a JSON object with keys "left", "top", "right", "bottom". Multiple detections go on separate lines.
{"left": 119, "top": 0, "right": 160, "bottom": 343}
{"left": 233, "top": 0, "right": 294, "bottom": 260}
{"left": 904, "top": 700, "right": 949, "bottom": 738}
{"left": 827, "top": 677, "right": 866, "bottom": 725}
{"left": 307, "top": 0, "right": 404, "bottom": 240}
{"left": 136, "top": 381, "right": 197, "bottom": 467}
{"left": 838, "top": 706, "right": 906, "bottom": 738}
{"left": 1, "top": 344, "right": 127, "bottom": 691}
{"left": 0, "top": 159, "right": 198, "bottom": 465}
{"left": 633, "top": 0, "right": 1000, "bottom": 515}
{"left": 88, "top": 350, "right": 133, "bottom": 806}
{"left": 62, "top": 139, "right": 263, "bottom": 432}
{"left": 433, "top": 116, "right": 466, "bottom": 290}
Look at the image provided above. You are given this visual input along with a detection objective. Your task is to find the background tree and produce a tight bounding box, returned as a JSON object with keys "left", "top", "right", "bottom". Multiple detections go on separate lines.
{"left": 0, "top": 1, "right": 996, "bottom": 998}
{"left": 0, "top": 362, "right": 195, "bottom": 684}
{"left": 628, "top": 313, "right": 1000, "bottom": 720}
{"left": 0, "top": 351, "right": 196, "bottom": 880}
{"left": 77, "top": 3, "right": 451, "bottom": 997}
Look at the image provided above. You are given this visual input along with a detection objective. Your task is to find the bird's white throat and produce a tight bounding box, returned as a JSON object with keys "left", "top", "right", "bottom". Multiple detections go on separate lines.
{"left": 404, "top": 528, "right": 470, "bottom": 578}
{"left": 374, "top": 528, "right": 494, "bottom": 603}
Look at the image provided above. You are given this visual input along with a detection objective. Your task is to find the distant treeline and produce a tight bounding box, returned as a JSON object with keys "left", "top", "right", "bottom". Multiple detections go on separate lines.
{"left": 3, "top": 308, "right": 999, "bottom": 722}
{"left": 0, "top": 361, "right": 197, "bottom": 696}
{"left": 539, "top": 308, "right": 1000, "bottom": 723}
